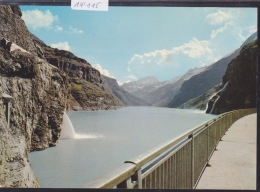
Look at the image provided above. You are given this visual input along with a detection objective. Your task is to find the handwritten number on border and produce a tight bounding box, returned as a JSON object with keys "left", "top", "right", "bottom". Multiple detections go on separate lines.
{"left": 71, "top": 0, "right": 109, "bottom": 11}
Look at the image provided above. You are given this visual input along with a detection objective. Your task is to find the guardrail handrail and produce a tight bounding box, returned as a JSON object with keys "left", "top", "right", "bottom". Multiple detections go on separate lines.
{"left": 82, "top": 108, "right": 256, "bottom": 189}
{"left": 125, "top": 114, "right": 222, "bottom": 168}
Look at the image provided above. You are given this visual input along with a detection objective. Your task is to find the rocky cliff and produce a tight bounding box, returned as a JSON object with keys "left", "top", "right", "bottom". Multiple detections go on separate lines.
{"left": 0, "top": 5, "right": 37, "bottom": 54}
{"left": 31, "top": 33, "right": 123, "bottom": 111}
{"left": 0, "top": 5, "right": 69, "bottom": 187}
{"left": 0, "top": 4, "right": 126, "bottom": 187}
{"left": 206, "top": 40, "right": 257, "bottom": 114}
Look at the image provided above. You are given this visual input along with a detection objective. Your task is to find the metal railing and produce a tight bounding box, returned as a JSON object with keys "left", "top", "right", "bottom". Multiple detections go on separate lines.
{"left": 82, "top": 108, "right": 256, "bottom": 189}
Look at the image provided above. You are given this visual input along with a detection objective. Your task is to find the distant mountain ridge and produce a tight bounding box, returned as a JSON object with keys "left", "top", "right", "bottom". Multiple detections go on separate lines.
{"left": 179, "top": 32, "right": 257, "bottom": 111}
{"left": 121, "top": 67, "right": 207, "bottom": 106}
{"left": 167, "top": 48, "right": 240, "bottom": 108}
{"left": 101, "top": 75, "right": 150, "bottom": 106}
{"left": 121, "top": 76, "right": 159, "bottom": 93}
{"left": 167, "top": 32, "right": 257, "bottom": 108}
{"left": 120, "top": 32, "right": 257, "bottom": 109}
{"left": 147, "top": 66, "right": 208, "bottom": 106}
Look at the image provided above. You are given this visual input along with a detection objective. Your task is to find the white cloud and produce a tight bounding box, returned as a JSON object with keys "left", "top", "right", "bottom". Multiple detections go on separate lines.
{"left": 22, "top": 9, "right": 58, "bottom": 30}
{"left": 128, "top": 38, "right": 213, "bottom": 67}
{"left": 128, "top": 49, "right": 172, "bottom": 66}
{"left": 93, "top": 64, "right": 114, "bottom": 78}
{"left": 122, "top": 75, "right": 138, "bottom": 84}
{"left": 206, "top": 10, "right": 233, "bottom": 25}
{"left": 173, "top": 38, "right": 212, "bottom": 58}
{"left": 69, "top": 26, "right": 84, "bottom": 34}
{"left": 126, "top": 75, "right": 137, "bottom": 81}
{"left": 210, "top": 21, "right": 233, "bottom": 39}
{"left": 51, "top": 42, "right": 71, "bottom": 51}
{"left": 55, "top": 25, "right": 63, "bottom": 32}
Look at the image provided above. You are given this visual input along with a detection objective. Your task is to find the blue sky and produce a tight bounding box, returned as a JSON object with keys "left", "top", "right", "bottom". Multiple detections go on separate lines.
{"left": 20, "top": 6, "right": 257, "bottom": 84}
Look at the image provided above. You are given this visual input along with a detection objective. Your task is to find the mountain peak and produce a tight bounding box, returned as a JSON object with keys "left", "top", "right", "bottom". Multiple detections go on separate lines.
{"left": 138, "top": 76, "right": 159, "bottom": 84}
{"left": 122, "top": 76, "right": 159, "bottom": 87}
{"left": 182, "top": 66, "right": 208, "bottom": 81}
{"left": 121, "top": 76, "right": 159, "bottom": 93}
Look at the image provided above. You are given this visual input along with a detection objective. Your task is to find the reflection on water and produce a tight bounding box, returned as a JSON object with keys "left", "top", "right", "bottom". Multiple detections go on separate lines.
{"left": 74, "top": 133, "right": 104, "bottom": 139}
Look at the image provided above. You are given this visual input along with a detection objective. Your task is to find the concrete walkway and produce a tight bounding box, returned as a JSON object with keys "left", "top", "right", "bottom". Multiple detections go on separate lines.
{"left": 196, "top": 113, "right": 257, "bottom": 190}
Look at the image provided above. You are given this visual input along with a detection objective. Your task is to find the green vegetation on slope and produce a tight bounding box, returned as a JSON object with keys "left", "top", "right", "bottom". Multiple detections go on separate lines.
{"left": 180, "top": 85, "right": 221, "bottom": 110}
{"left": 70, "top": 78, "right": 122, "bottom": 110}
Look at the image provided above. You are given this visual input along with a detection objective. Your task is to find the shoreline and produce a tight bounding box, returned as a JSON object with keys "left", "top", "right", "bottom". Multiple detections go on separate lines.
{"left": 68, "top": 105, "right": 124, "bottom": 112}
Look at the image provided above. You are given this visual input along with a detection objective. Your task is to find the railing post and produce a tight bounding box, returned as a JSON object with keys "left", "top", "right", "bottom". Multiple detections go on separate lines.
{"left": 188, "top": 134, "right": 194, "bottom": 188}
{"left": 131, "top": 169, "right": 142, "bottom": 189}
{"left": 207, "top": 123, "right": 210, "bottom": 159}
{"left": 136, "top": 169, "right": 142, "bottom": 189}
{"left": 117, "top": 177, "right": 135, "bottom": 188}
{"left": 117, "top": 169, "right": 142, "bottom": 189}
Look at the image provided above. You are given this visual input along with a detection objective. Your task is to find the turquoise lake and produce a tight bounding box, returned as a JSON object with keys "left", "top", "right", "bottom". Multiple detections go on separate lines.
{"left": 29, "top": 107, "right": 216, "bottom": 188}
